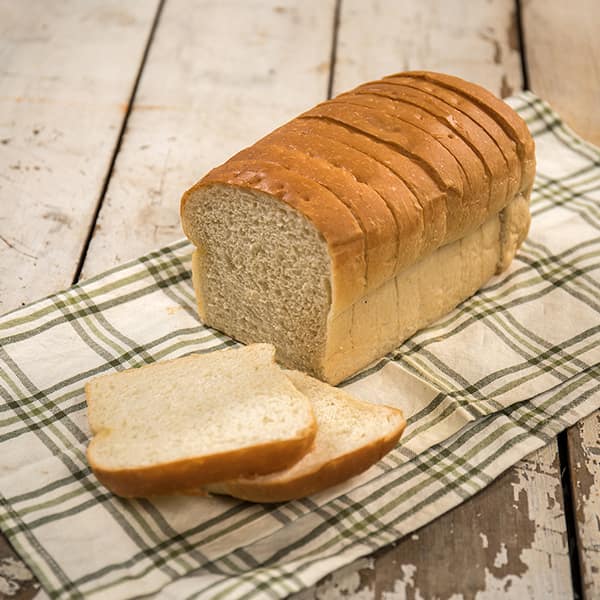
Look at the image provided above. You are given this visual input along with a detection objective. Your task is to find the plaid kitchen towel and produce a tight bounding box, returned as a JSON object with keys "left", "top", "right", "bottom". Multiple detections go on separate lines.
{"left": 0, "top": 92, "right": 598, "bottom": 599}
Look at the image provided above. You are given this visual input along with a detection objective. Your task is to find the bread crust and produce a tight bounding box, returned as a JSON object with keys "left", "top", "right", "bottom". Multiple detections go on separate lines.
{"left": 330, "top": 93, "right": 489, "bottom": 235}
{"left": 390, "top": 72, "right": 536, "bottom": 192}
{"left": 384, "top": 77, "right": 522, "bottom": 193}
{"left": 206, "top": 373, "right": 406, "bottom": 503}
{"left": 257, "top": 121, "right": 423, "bottom": 274}
{"left": 87, "top": 429, "right": 316, "bottom": 498}
{"left": 301, "top": 101, "right": 463, "bottom": 242}
{"left": 293, "top": 116, "right": 451, "bottom": 260}
{"left": 206, "top": 423, "right": 403, "bottom": 503}
{"left": 353, "top": 81, "right": 513, "bottom": 212}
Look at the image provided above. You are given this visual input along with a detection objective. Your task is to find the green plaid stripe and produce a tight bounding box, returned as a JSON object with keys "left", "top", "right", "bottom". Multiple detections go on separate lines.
{"left": 0, "top": 93, "right": 599, "bottom": 599}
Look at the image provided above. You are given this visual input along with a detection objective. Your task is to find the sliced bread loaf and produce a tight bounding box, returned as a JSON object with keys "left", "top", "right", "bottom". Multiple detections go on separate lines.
{"left": 86, "top": 344, "right": 317, "bottom": 497}
{"left": 206, "top": 371, "right": 406, "bottom": 503}
{"left": 181, "top": 71, "right": 534, "bottom": 384}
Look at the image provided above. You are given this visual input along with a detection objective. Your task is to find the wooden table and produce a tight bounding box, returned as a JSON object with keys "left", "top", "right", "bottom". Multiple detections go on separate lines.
{"left": 1, "top": 1, "right": 598, "bottom": 598}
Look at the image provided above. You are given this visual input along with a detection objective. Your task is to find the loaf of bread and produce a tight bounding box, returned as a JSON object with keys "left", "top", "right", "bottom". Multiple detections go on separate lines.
{"left": 181, "top": 71, "right": 535, "bottom": 384}
{"left": 86, "top": 344, "right": 316, "bottom": 497}
{"left": 206, "top": 370, "right": 406, "bottom": 503}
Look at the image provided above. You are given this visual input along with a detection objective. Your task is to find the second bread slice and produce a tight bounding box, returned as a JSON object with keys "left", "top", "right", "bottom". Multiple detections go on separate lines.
{"left": 86, "top": 344, "right": 316, "bottom": 497}
{"left": 207, "top": 371, "right": 406, "bottom": 502}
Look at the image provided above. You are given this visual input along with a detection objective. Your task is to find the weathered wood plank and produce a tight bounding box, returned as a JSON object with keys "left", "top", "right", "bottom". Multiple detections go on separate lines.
{"left": 522, "top": 0, "right": 600, "bottom": 145}
{"left": 331, "top": 0, "right": 523, "bottom": 97}
{"left": 80, "top": 0, "right": 337, "bottom": 278}
{"left": 0, "top": 0, "right": 160, "bottom": 314}
{"left": 0, "top": 1, "right": 336, "bottom": 597}
{"left": 568, "top": 417, "right": 600, "bottom": 599}
{"left": 298, "top": 1, "right": 572, "bottom": 597}
{"left": 522, "top": 2, "right": 600, "bottom": 596}
{"left": 0, "top": 2, "right": 160, "bottom": 597}
{"left": 0, "top": 535, "right": 38, "bottom": 600}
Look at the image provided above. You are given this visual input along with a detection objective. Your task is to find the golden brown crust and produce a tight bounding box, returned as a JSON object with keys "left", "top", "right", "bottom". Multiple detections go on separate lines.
{"left": 207, "top": 411, "right": 406, "bottom": 503}
{"left": 180, "top": 71, "right": 535, "bottom": 384}
{"left": 291, "top": 116, "right": 447, "bottom": 262}
{"left": 301, "top": 101, "right": 464, "bottom": 241}
{"left": 259, "top": 120, "right": 423, "bottom": 273}
{"left": 393, "top": 71, "right": 536, "bottom": 192}
{"left": 87, "top": 423, "right": 317, "bottom": 498}
{"left": 383, "top": 76, "right": 523, "bottom": 198}
{"left": 329, "top": 92, "right": 489, "bottom": 232}
{"left": 347, "top": 82, "right": 511, "bottom": 215}
{"left": 182, "top": 71, "right": 534, "bottom": 293}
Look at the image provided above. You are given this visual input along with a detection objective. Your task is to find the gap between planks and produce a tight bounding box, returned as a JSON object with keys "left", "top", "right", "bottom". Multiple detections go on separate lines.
{"left": 326, "top": 0, "right": 342, "bottom": 100}
{"left": 71, "top": 0, "right": 166, "bottom": 285}
{"left": 558, "top": 429, "right": 585, "bottom": 599}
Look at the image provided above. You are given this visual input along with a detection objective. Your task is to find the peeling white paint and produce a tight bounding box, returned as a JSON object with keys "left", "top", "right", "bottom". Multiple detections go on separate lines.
{"left": 316, "top": 571, "right": 371, "bottom": 600}
{"left": 0, "top": 557, "right": 33, "bottom": 581}
{"left": 0, "top": 578, "right": 18, "bottom": 597}
{"left": 503, "top": 444, "right": 572, "bottom": 597}
{"left": 309, "top": 557, "right": 374, "bottom": 600}
{"left": 0, "top": 557, "right": 33, "bottom": 596}
{"left": 401, "top": 564, "right": 417, "bottom": 587}
{"left": 411, "top": 534, "right": 419, "bottom": 541}
{"left": 577, "top": 414, "right": 600, "bottom": 594}
{"left": 480, "top": 532, "right": 489, "bottom": 548}
{"left": 493, "top": 543, "right": 508, "bottom": 568}
{"left": 475, "top": 568, "right": 532, "bottom": 598}
{"left": 381, "top": 564, "right": 419, "bottom": 600}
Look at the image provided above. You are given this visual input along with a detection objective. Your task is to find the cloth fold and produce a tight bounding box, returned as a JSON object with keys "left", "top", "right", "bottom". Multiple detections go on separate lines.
{"left": 0, "top": 92, "right": 598, "bottom": 599}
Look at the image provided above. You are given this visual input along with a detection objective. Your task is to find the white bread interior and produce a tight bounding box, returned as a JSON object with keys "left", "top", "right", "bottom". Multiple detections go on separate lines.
{"left": 186, "top": 185, "right": 332, "bottom": 376}
{"left": 206, "top": 370, "right": 406, "bottom": 502}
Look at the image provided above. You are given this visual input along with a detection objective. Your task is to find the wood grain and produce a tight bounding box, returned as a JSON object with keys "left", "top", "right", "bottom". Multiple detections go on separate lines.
{"left": 332, "top": 0, "right": 523, "bottom": 96}
{"left": 298, "top": 1, "right": 572, "bottom": 596}
{"left": 522, "top": 2, "right": 600, "bottom": 596}
{"left": 522, "top": 0, "right": 600, "bottom": 145}
{"left": 80, "top": 0, "right": 337, "bottom": 278}
{"left": 0, "top": 0, "right": 160, "bottom": 314}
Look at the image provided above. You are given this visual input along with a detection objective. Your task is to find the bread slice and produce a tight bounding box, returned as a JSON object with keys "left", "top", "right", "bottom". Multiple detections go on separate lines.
{"left": 206, "top": 371, "right": 406, "bottom": 503}
{"left": 86, "top": 344, "right": 317, "bottom": 497}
